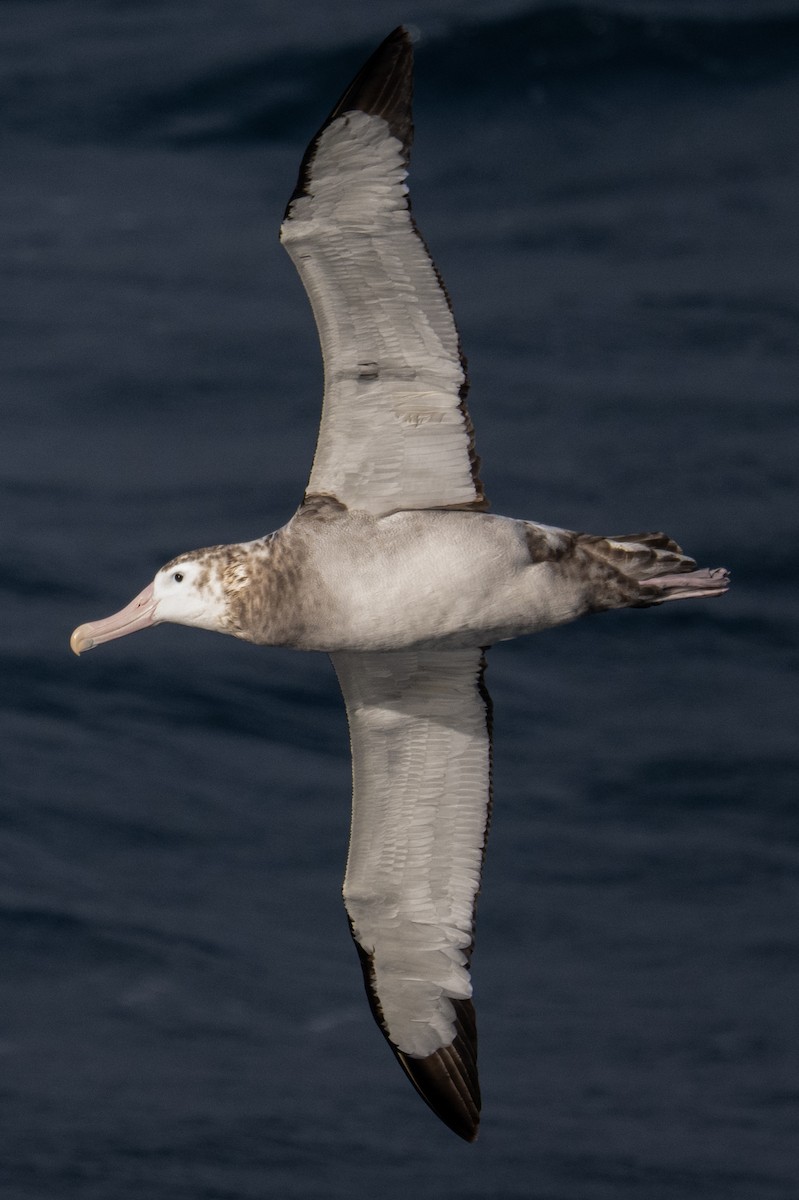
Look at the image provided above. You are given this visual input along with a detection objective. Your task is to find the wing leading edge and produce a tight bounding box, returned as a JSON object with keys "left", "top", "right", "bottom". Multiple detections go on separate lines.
{"left": 332, "top": 649, "right": 493, "bottom": 1141}
{"left": 281, "top": 28, "right": 487, "bottom": 516}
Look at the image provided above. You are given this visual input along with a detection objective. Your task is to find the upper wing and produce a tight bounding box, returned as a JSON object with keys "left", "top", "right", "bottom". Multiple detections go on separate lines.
{"left": 331, "top": 648, "right": 493, "bottom": 1141}
{"left": 281, "top": 28, "right": 487, "bottom": 517}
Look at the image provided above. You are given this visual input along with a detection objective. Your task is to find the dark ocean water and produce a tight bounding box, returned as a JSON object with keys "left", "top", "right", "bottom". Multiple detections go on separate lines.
{"left": 2, "top": 2, "right": 798, "bottom": 1197}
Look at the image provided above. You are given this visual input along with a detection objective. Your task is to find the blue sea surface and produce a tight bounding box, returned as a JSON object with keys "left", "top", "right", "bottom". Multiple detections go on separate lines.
{"left": 2, "top": 3, "right": 798, "bottom": 1197}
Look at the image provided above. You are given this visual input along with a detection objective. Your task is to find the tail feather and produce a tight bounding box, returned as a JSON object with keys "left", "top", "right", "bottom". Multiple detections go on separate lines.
{"left": 584, "top": 531, "right": 696, "bottom": 580}
{"left": 568, "top": 529, "right": 729, "bottom": 612}
{"left": 610, "top": 531, "right": 684, "bottom": 555}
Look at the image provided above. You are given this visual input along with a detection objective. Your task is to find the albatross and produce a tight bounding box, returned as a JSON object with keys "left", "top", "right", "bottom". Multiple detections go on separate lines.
{"left": 71, "top": 27, "right": 729, "bottom": 1141}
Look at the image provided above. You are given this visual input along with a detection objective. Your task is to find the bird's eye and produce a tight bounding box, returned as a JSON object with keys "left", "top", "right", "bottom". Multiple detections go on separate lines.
{"left": 173, "top": 572, "right": 184, "bottom": 583}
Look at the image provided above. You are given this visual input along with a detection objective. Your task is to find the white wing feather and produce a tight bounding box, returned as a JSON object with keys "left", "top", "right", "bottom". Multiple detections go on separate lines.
{"left": 281, "top": 31, "right": 486, "bottom": 516}
{"left": 332, "top": 647, "right": 491, "bottom": 1139}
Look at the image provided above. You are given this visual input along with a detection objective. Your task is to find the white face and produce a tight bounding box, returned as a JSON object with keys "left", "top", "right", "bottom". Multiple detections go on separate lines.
{"left": 152, "top": 558, "right": 227, "bottom": 631}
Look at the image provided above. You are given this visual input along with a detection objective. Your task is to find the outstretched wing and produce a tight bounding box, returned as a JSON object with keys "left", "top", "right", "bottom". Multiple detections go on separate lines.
{"left": 281, "top": 27, "right": 487, "bottom": 517}
{"left": 331, "top": 648, "right": 493, "bottom": 1141}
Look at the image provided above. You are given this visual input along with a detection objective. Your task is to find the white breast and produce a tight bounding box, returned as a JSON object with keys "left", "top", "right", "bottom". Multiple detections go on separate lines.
{"left": 295, "top": 510, "right": 554, "bottom": 652}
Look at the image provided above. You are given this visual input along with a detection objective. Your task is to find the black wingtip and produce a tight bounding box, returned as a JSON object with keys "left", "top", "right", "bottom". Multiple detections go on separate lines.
{"left": 286, "top": 28, "right": 414, "bottom": 215}
{"left": 351, "top": 932, "right": 481, "bottom": 1141}
{"left": 394, "top": 999, "right": 481, "bottom": 1142}
{"left": 325, "top": 27, "right": 413, "bottom": 148}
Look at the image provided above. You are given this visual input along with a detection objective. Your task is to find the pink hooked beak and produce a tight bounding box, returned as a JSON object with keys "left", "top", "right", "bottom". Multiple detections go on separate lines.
{"left": 70, "top": 581, "right": 158, "bottom": 655}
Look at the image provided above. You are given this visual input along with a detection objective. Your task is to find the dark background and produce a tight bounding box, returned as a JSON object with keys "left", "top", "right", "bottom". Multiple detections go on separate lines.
{"left": 2, "top": 2, "right": 797, "bottom": 1197}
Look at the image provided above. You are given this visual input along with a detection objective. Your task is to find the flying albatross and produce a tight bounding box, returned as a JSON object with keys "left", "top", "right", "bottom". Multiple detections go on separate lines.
{"left": 71, "top": 27, "right": 729, "bottom": 1141}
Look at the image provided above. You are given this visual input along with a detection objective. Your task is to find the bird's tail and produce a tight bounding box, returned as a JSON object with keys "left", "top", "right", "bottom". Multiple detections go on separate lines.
{"left": 584, "top": 531, "right": 730, "bottom": 605}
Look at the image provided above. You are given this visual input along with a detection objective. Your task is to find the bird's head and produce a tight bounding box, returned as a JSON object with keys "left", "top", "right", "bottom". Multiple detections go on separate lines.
{"left": 70, "top": 552, "right": 230, "bottom": 655}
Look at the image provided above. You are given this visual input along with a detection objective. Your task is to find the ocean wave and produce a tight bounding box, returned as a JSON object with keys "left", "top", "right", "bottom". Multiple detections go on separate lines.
{"left": 130, "top": 6, "right": 799, "bottom": 145}
{"left": 7, "top": 4, "right": 799, "bottom": 145}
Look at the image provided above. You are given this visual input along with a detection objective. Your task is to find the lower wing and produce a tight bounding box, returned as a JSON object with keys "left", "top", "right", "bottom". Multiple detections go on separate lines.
{"left": 331, "top": 647, "right": 493, "bottom": 1140}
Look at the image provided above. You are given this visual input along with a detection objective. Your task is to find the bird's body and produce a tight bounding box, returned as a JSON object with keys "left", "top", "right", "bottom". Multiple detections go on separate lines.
{"left": 71, "top": 28, "right": 728, "bottom": 1141}
{"left": 146, "top": 507, "right": 722, "bottom": 654}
